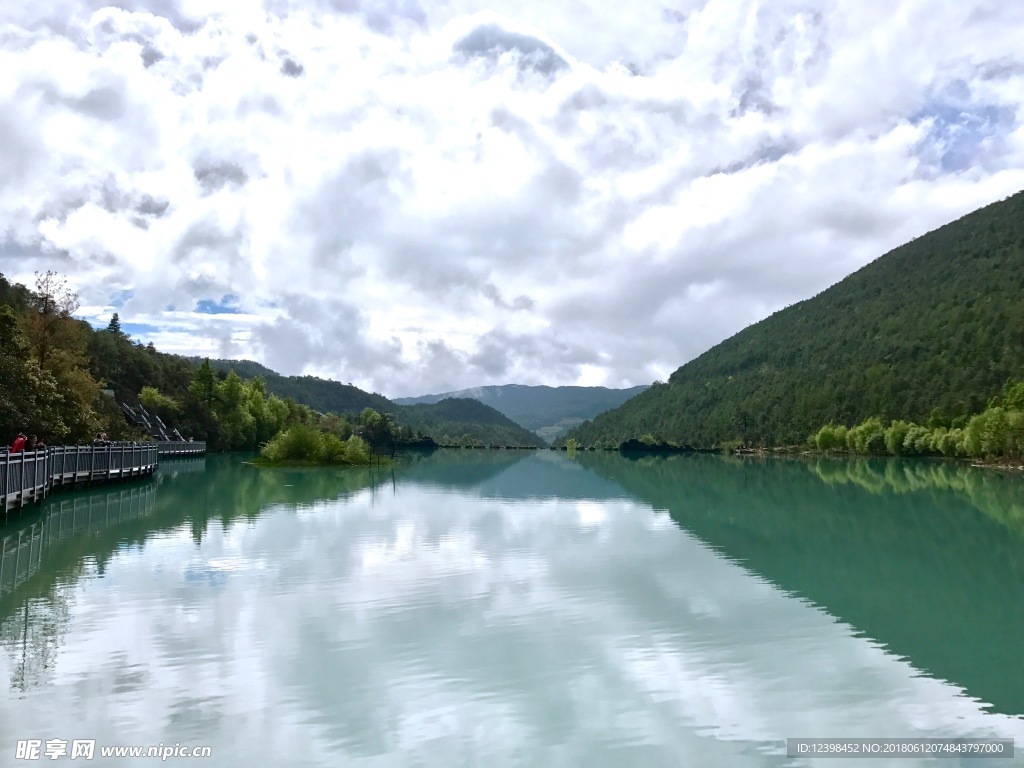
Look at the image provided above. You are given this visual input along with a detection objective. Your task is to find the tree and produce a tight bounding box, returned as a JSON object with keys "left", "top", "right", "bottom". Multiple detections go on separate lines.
{"left": 19, "top": 272, "right": 101, "bottom": 441}
{"left": 189, "top": 359, "right": 217, "bottom": 409}
{"left": 848, "top": 417, "right": 886, "bottom": 454}
{"left": 216, "top": 371, "right": 256, "bottom": 449}
{"left": 359, "top": 407, "right": 398, "bottom": 457}
{"left": 106, "top": 313, "right": 123, "bottom": 335}
{"left": 245, "top": 377, "right": 283, "bottom": 445}
{"left": 139, "top": 386, "right": 180, "bottom": 417}
{"left": 884, "top": 420, "right": 912, "bottom": 456}
{"left": 732, "top": 408, "right": 751, "bottom": 443}
{"left": 319, "top": 412, "right": 353, "bottom": 439}
{"left": 814, "top": 423, "right": 847, "bottom": 451}
{"left": 24, "top": 271, "right": 80, "bottom": 369}
{"left": 0, "top": 307, "right": 64, "bottom": 440}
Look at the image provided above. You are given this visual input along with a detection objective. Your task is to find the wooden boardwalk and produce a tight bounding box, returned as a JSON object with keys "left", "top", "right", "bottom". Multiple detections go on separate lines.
{"left": 1, "top": 441, "right": 205, "bottom": 515}
{"left": 157, "top": 442, "right": 207, "bottom": 457}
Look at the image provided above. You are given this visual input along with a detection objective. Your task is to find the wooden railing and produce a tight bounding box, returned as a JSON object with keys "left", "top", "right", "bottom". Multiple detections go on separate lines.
{"left": 156, "top": 441, "right": 206, "bottom": 456}
{"left": 1, "top": 444, "right": 160, "bottom": 514}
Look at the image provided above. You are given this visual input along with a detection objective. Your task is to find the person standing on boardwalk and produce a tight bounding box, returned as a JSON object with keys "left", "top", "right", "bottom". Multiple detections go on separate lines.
{"left": 10, "top": 433, "right": 27, "bottom": 453}
{"left": 27, "top": 435, "right": 38, "bottom": 451}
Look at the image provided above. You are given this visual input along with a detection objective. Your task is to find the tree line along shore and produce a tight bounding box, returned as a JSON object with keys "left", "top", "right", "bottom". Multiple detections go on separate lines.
{"left": 0, "top": 272, "right": 550, "bottom": 463}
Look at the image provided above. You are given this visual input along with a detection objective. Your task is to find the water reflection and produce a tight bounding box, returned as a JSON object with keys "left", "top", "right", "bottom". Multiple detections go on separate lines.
{"left": 0, "top": 452, "right": 1020, "bottom": 767}
{"left": 577, "top": 452, "right": 1024, "bottom": 718}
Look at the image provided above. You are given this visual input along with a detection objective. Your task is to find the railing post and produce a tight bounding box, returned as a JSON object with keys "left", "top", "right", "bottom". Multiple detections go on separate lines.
{"left": 19, "top": 453, "right": 26, "bottom": 508}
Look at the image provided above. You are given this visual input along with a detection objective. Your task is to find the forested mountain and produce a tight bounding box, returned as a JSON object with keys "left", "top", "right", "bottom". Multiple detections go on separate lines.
{"left": 0, "top": 273, "right": 553, "bottom": 450}
{"left": 2, "top": 272, "right": 205, "bottom": 444}
{"left": 398, "top": 398, "right": 547, "bottom": 448}
{"left": 395, "top": 384, "right": 649, "bottom": 441}
{"left": 194, "top": 358, "right": 394, "bottom": 415}
{"left": 195, "top": 359, "right": 544, "bottom": 446}
{"left": 566, "top": 190, "right": 1024, "bottom": 449}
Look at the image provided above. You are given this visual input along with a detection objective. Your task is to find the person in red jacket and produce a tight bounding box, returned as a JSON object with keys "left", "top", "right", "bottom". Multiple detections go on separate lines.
{"left": 10, "top": 433, "right": 27, "bottom": 453}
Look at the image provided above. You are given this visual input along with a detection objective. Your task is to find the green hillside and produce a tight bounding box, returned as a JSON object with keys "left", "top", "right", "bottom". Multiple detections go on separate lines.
{"left": 399, "top": 398, "right": 547, "bottom": 448}
{"left": 394, "top": 383, "right": 649, "bottom": 441}
{"left": 566, "top": 190, "right": 1024, "bottom": 449}
{"left": 196, "top": 358, "right": 394, "bottom": 415}
{"left": 196, "top": 359, "right": 544, "bottom": 447}
{"left": 0, "top": 277, "right": 549, "bottom": 453}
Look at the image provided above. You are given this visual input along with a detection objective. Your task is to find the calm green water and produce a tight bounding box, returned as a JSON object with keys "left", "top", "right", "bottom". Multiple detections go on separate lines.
{"left": 1, "top": 450, "right": 1023, "bottom": 767}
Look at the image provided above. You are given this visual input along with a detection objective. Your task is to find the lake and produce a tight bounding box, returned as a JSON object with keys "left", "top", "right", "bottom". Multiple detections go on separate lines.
{"left": 0, "top": 450, "right": 1022, "bottom": 766}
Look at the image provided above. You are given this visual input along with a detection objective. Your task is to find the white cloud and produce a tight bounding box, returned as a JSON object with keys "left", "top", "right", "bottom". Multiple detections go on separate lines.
{"left": 0, "top": 1, "right": 1023, "bottom": 396}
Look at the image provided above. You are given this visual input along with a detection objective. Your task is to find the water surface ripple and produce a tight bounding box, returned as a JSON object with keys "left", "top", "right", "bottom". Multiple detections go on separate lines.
{"left": 0, "top": 451, "right": 1022, "bottom": 766}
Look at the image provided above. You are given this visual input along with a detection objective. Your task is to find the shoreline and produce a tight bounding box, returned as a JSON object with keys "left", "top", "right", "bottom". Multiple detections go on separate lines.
{"left": 730, "top": 447, "right": 1024, "bottom": 472}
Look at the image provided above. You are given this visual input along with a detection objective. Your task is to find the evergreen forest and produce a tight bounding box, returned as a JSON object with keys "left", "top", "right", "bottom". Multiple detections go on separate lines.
{"left": 565, "top": 190, "right": 1024, "bottom": 453}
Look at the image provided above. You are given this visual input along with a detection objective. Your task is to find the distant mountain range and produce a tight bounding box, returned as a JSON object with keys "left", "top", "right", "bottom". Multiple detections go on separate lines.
{"left": 394, "top": 384, "right": 649, "bottom": 442}
{"left": 189, "top": 359, "right": 647, "bottom": 445}
{"left": 191, "top": 358, "right": 546, "bottom": 447}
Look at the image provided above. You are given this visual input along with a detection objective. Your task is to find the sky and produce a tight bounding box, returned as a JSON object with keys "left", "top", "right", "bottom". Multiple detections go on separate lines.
{"left": 0, "top": 1, "right": 1023, "bottom": 398}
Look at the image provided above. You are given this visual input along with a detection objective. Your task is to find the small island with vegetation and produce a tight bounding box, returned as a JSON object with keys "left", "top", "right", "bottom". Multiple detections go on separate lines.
{"left": 252, "top": 408, "right": 399, "bottom": 467}
{"left": 252, "top": 424, "right": 375, "bottom": 467}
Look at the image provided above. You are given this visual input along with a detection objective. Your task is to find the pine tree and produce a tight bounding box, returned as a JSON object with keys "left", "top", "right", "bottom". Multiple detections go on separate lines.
{"left": 189, "top": 358, "right": 217, "bottom": 409}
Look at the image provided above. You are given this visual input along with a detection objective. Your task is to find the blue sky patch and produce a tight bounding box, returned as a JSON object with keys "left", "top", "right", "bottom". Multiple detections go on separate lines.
{"left": 196, "top": 294, "right": 241, "bottom": 314}
{"left": 109, "top": 289, "right": 134, "bottom": 308}
{"left": 913, "top": 81, "right": 1015, "bottom": 173}
{"left": 122, "top": 322, "right": 161, "bottom": 337}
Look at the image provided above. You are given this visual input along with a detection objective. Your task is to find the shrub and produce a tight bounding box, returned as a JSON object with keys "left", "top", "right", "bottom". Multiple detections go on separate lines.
{"left": 944, "top": 428, "right": 967, "bottom": 456}
{"left": 849, "top": 417, "right": 885, "bottom": 454}
{"left": 344, "top": 435, "right": 370, "bottom": 465}
{"left": 963, "top": 415, "right": 984, "bottom": 456}
{"left": 261, "top": 424, "right": 323, "bottom": 462}
{"left": 902, "top": 425, "right": 933, "bottom": 455}
{"left": 318, "top": 433, "right": 349, "bottom": 463}
{"left": 981, "top": 408, "right": 1010, "bottom": 456}
{"left": 815, "top": 424, "right": 844, "bottom": 451}
{"left": 927, "top": 427, "right": 948, "bottom": 453}
{"left": 884, "top": 420, "right": 912, "bottom": 456}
